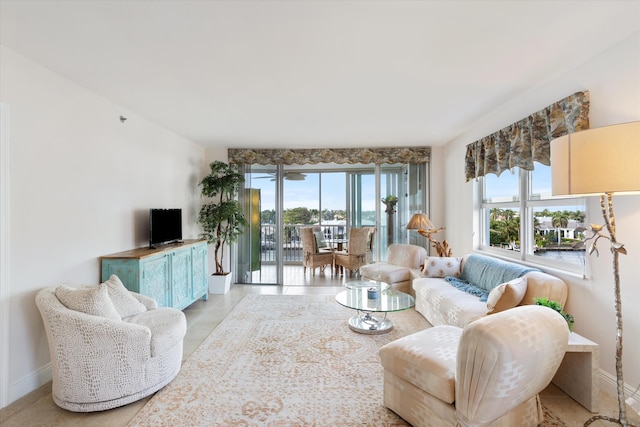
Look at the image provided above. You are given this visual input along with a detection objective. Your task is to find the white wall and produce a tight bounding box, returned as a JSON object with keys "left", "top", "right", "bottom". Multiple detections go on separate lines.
{"left": 0, "top": 46, "right": 205, "bottom": 406}
{"left": 440, "top": 33, "right": 640, "bottom": 395}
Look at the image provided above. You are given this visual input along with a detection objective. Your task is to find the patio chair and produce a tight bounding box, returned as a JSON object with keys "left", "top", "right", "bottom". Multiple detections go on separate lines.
{"left": 334, "top": 227, "right": 371, "bottom": 277}
{"left": 301, "top": 227, "right": 334, "bottom": 276}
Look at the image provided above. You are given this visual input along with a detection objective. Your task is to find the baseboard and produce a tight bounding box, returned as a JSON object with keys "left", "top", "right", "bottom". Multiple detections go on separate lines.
{"left": 8, "top": 363, "right": 52, "bottom": 406}
{"left": 598, "top": 369, "right": 638, "bottom": 402}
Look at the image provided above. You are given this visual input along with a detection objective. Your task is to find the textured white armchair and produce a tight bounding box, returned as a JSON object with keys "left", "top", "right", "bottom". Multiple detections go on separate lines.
{"left": 35, "top": 275, "right": 187, "bottom": 412}
{"left": 380, "top": 305, "right": 569, "bottom": 427}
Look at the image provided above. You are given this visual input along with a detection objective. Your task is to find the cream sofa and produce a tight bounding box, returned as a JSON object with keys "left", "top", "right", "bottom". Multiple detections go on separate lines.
{"left": 412, "top": 253, "right": 568, "bottom": 328}
{"left": 36, "top": 275, "right": 187, "bottom": 412}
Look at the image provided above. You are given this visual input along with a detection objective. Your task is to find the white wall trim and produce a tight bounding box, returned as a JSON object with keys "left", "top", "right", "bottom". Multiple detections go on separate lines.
{"left": 8, "top": 363, "right": 51, "bottom": 405}
{"left": 598, "top": 369, "right": 639, "bottom": 406}
{"left": 0, "top": 103, "right": 10, "bottom": 409}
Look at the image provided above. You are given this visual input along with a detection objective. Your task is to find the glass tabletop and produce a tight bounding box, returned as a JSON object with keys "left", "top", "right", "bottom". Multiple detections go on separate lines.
{"left": 335, "top": 287, "right": 415, "bottom": 313}
{"left": 344, "top": 279, "right": 389, "bottom": 291}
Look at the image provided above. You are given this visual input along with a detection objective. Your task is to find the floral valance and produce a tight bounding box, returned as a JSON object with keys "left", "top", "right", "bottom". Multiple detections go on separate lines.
{"left": 464, "top": 91, "right": 590, "bottom": 182}
{"left": 228, "top": 146, "right": 431, "bottom": 165}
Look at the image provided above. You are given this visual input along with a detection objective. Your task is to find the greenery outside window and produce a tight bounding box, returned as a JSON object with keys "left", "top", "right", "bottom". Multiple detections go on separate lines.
{"left": 479, "top": 163, "right": 586, "bottom": 273}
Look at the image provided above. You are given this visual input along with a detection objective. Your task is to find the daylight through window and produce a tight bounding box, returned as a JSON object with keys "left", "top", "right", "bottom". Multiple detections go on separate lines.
{"left": 479, "top": 163, "right": 586, "bottom": 272}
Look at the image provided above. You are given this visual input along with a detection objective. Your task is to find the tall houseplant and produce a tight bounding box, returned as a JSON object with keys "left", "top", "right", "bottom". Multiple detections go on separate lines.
{"left": 198, "top": 161, "right": 247, "bottom": 279}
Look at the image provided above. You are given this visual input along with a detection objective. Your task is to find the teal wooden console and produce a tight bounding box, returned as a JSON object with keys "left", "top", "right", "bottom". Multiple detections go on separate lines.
{"left": 100, "top": 239, "right": 208, "bottom": 310}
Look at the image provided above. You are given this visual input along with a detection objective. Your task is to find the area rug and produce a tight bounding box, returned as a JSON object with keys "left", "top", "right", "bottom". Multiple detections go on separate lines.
{"left": 128, "top": 294, "right": 565, "bottom": 427}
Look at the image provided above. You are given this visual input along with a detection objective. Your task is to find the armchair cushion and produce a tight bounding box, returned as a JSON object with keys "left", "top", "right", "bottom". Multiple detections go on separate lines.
{"left": 55, "top": 283, "right": 121, "bottom": 321}
{"left": 380, "top": 325, "right": 461, "bottom": 404}
{"left": 127, "top": 308, "right": 187, "bottom": 356}
{"left": 103, "top": 274, "right": 148, "bottom": 319}
{"left": 314, "top": 230, "right": 328, "bottom": 251}
{"left": 486, "top": 276, "right": 528, "bottom": 314}
{"left": 361, "top": 263, "right": 413, "bottom": 284}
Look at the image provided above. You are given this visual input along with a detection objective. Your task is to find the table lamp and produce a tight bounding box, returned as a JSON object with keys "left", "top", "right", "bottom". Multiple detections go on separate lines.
{"left": 551, "top": 121, "right": 639, "bottom": 427}
{"left": 406, "top": 213, "right": 451, "bottom": 257}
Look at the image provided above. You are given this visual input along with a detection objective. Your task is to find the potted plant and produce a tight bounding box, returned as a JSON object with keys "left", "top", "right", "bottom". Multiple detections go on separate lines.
{"left": 381, "top": 195, "right": 398, "bottom": 214}
{"left": 534, "top": 297, "right": 574, "bottom": 332}
{"left": 198, "top": 161, "right": 247, "bottom": 294}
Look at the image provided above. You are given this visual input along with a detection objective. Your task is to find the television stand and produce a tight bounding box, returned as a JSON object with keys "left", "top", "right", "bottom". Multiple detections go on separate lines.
{"left": 101, "top": 239, "right": 208, "bottom": 310}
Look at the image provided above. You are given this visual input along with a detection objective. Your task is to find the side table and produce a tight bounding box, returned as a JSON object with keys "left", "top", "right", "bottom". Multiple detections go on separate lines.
{"left": 552, "top": 332, "right": 599, "bottom": 413}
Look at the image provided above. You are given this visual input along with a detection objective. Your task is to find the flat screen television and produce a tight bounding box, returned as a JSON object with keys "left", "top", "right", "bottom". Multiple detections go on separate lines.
{"left": 149, "top": 208, "right": 182, "bottom": 248}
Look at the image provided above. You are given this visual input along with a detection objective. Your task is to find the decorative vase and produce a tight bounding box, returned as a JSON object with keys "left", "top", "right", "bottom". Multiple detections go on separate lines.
{"left": 208, "top": 272, "right": 232, "bottom": 294}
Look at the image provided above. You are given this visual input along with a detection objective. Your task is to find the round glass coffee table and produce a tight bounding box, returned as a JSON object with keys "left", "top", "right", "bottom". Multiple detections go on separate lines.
{"left": 335, "top": 280, "right": 415, "bottom": 334}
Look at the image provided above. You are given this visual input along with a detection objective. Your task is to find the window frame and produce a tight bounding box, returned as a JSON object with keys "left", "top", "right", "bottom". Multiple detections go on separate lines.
{"left": 477, "top": 167, "right": 587, "bottom": 275}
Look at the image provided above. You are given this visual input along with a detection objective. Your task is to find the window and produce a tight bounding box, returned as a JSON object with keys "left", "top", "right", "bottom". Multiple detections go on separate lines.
{"left": 479, "top": 163, "right": 586, "bottom": 272}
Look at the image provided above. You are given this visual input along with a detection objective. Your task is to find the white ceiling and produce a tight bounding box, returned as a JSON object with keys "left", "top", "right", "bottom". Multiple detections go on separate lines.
{"left": 1, "top": 0, "right": 639, "bottom": 149}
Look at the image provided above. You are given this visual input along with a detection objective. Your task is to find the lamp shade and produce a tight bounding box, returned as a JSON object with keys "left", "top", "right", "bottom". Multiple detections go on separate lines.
{"left": 550, "top": 121, "right": 640, "bottom": 196}
{"left": 406, "top": 213, "right": 435, "bottom": 230}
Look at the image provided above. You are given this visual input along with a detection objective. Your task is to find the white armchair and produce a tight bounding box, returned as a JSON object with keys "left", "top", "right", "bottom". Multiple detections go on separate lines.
{"left": 360, "top": 244, "right": 427, "bottom": 295}
{"left": 35, "top": 275, "right": 187, "bottom": 412}
{"left": 380, "top": 305, "right": 569, "bottom": 427}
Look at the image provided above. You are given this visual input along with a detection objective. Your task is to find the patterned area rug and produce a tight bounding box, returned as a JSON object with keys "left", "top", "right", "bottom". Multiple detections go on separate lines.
{"left": 128, "top": 294, "right": 565, "bottom": 426}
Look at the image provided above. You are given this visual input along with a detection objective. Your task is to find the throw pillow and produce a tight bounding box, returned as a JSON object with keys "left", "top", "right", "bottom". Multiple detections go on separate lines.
{"left": 103, "top": 274, "right": 147, "bottom": 319}
{"left": 486, "top": 276, "right": 528, "bottom": 313}
{"left": 422, "top": 257, "right": 463, "bottom": 278}
{"left": 55, "top": 283, "right": 121, "bottom": 321}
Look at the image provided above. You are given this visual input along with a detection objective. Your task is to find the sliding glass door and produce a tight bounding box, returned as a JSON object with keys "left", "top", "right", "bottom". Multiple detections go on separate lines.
{"left": 236, "top": 165, "right": 279, "bottom": 285}
{"left": 236, "top": 162, "right": 427, "bottom": 285}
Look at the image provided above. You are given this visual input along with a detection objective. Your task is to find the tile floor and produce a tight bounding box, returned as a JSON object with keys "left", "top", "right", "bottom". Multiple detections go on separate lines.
{"left": 1, "top": 267, "right": 639, "bottom": 426}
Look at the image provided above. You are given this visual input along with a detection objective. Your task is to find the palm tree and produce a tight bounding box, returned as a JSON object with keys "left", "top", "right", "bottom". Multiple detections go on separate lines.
{"left": 551, "top": 212, "right": 569, "bottom": 246}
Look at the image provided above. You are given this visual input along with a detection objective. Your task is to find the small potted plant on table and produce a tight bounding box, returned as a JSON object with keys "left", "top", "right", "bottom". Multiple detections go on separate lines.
{"left": 534, "top": 297, "right": 574, "bottom": 332}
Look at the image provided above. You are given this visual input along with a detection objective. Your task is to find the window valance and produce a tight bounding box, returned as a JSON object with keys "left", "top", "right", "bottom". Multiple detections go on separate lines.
{"left": 228, "top": 146, "right": 431, "bottom": 165}
{"left": 464, "top": 91, "right": 590, "bottom": 182}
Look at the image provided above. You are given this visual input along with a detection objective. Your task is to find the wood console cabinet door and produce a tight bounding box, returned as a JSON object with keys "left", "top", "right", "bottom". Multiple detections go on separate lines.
{"left": 171, "top": 247, "right": 192, "bottom": 310}
{"left": 140, "top": 254, "right": 170, "bottom": 307}
{"left": 191, "top": 243, "right": 208, "bottom": 300}
{"left": 100, "top": 254, "right": 170, "bottom": 307}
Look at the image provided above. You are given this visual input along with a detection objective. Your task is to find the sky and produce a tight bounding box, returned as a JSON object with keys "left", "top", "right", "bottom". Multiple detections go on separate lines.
{"left": 485, "top": 163, "right": 554, "bottom": 201}
{"left": 484, "top": 164, "right": 585, "bottom": 215}
{"left": 248, "top": 171, "right": 378, "bottom": 212}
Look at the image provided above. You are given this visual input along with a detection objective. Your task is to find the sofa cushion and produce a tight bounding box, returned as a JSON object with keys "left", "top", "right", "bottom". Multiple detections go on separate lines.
{"left": 486, "top": 276, "right": 528, "bottom": 313}
{"left": 103, "top": 274, "right": 148, "bottom": 319}
{"left": 126, "top": 308, "right": 187, "bottom": 357}
{"left": 422, "top": 257, "right": 463, "bottom": 278}
{"left": 413, "top": 278, "right": 488, "bottom": 328}
{"left": 55, "top": 283, "right": 121, "bottom": 322}
{"left": 460, "top": 254, "right": 538, "bottom": 292}
{"left": 360, "top": 263, "right": 412, "bottom": 284}
{"left": 380, "top": 325, "right": 461, "bottom": 404}
{"left": 521, "top": 271, "right": 568, "bottom": 307}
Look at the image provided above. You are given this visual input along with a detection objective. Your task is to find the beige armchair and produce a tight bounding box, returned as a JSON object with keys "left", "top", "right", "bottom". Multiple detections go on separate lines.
{"left": 360, "top": 243, "right": 427, "bottom": 295}
{"left": 301, "top": 227, "right": 334, "bottom": 276}
{"left": 379, "top": 305, "right": 569, "bottom": 427}
{"left": 334, "top": 227, "right": 371, "bottom": 277}
{"left": 36, "top": 276, "right": 187, "bottom": 412}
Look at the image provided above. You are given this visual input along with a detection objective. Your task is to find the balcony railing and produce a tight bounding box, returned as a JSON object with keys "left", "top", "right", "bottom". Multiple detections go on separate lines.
{"left": 260, "top": 224, "right": 347, "bottom": 264}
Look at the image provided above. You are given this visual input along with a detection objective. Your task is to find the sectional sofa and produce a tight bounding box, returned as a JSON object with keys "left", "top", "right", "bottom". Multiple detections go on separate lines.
{"left": 411, "top": 253, "right": 568, "bottom": 327}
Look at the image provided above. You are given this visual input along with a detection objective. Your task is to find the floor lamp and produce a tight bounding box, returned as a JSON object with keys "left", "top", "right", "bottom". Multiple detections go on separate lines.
{"left": 551, "top": 121, "right": 640, "bottom": 427}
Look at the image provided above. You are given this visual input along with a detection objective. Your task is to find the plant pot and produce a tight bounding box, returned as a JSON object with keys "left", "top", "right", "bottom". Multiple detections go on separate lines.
{"left": 208, "top": 272, "right": 232, "bottom": 294}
